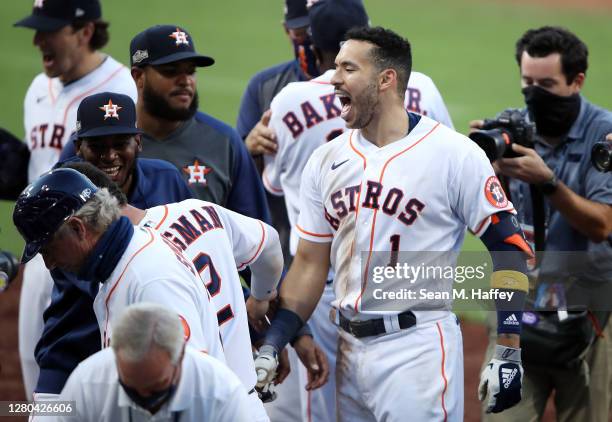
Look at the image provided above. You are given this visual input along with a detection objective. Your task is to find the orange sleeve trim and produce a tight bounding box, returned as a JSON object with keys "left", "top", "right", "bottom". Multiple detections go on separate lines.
{"left": 296, "top": 224, "right": 333, "bottom": 238}
{"left": 238, "top": 220, "right": 267, "bottom": 268}
{"left": 154, "top": 205, "right": 169, "bottom": 230}
{"left": 473, "top": 216, "right": 491, "bottom": 237}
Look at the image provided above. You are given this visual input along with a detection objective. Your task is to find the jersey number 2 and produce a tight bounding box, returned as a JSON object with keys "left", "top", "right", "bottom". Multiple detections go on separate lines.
{"left": 192, "top": 253, "right": 234, "bottom": 326}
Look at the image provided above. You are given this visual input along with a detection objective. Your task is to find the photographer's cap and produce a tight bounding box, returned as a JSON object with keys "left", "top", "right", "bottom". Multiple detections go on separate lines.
{"left": 308, "top": 0, "right": 369, "bottom": 51}
{"left": 14, "top": 0, "right": 101, "bottom": 32}
{"left": 130, "top": 25, "right": 214, "bottom": 67}
{"left": 284, "top": 0, "right": 309, "bottom": 29}
{"left": 76, "top": 92, "right": 142, "bottom": 139}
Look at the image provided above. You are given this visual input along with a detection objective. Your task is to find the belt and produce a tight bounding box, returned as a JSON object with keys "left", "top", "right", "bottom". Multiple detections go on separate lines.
{"left": 337, "top": 310, "right": 417, "bottom": 338}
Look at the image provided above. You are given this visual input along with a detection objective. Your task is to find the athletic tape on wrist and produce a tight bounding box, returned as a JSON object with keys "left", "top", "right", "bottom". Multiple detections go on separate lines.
{"left": 491, "top": 270, "right": 528, "bottom": 292}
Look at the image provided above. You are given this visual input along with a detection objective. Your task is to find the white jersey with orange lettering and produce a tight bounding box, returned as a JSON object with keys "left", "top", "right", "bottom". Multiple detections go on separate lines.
{"left": 23, "top": 55, "right": 137, "bottom": 182}
{"left": 139, "top": 199, "right": 282, "bottom": 421}
{"left": 93, "top": 225, "right": 225, "bottom": 362}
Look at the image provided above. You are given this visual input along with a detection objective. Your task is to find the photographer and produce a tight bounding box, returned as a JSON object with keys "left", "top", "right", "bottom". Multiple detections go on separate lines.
{"left": 472, "top": 27, "right": 612, "bottom": 421}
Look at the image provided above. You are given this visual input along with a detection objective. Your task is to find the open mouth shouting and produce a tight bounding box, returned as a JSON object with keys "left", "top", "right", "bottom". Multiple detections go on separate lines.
{"left": 335, "top": 90, "right": 352, "bottom": 121}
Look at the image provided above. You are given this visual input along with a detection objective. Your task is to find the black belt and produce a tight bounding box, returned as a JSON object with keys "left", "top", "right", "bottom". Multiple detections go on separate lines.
{"left": 339, "top": 310, "right": 416, "bottom": 338}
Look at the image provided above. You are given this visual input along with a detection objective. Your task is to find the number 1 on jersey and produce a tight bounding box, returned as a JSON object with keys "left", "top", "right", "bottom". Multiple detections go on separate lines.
{"left": 388, "top": 234, "right": 400, "bottom": 267}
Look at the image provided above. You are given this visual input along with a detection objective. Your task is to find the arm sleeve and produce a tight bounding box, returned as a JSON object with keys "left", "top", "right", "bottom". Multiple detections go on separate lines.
{"left": 226, "top": 129, "right": 272, "bottom": 223}
{"left": 449, "top": 144, "right": 515, "bottom": 237}
{"left": 217, "top": 205, "right": 283, "bottom": 299}
{"left": 296, "top": 154, "right": 334, "bottom": 242}
{"left": 236, "top": 77, "right": 263, "bottom": 140}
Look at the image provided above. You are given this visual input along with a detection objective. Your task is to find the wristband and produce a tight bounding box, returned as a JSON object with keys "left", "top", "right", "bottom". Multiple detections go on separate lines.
{"left": 264, "top": 308, "right": 304, "bottom": 353}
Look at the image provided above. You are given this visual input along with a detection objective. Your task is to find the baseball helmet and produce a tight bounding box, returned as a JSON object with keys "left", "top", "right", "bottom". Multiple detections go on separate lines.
{"left": 13, "top": 168, "right": 98, "bottom": 264}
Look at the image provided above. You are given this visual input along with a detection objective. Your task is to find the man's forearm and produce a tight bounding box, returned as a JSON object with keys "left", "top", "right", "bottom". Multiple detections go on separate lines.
{"left": 548, "top": 181, "right": 612, "bottom": 242}
{"left": 279, "top": 251, "right": 329, "bottom": 322}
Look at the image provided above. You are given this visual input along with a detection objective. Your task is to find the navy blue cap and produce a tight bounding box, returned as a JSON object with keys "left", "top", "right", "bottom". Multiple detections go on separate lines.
{"left": 284, "top": 0, "right": 309, "bottom": 29}
{"left": 308, "top": 0, "right": 369, "bottom": 51}
{"left": 13, "top": 168, "right": 99, "bottom": 263}
{"left": 76, "top": 92, "right": 142, "bottom": 139}
{"left": 14, "top": 0, "right": 101, "bottom": 32}
{"left": 130, "top": 25, "right": 214, "bottom": 67}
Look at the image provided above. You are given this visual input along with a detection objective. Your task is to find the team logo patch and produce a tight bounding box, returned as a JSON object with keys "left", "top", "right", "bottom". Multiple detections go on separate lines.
{"left": 169, "top": 28, "right": 189, "bottom": 46}
{"left": 132, "top": 49, "right": 149, "bottom": 64}
{"left": 74, "top": 7, "right": 85, "bottom": 17}
{"left": 179, "top": 315, "right": 191, "bottom": 341}
{"left": 99, "top": 99, "right": 122, "bottom": 120}
{"left": 183, "top": 160, "right": 212, "bottom": 186}
{"left": 484, "top": 176, "right": 508, "bottom": 209}
{"left": 33, "top": 0, "right": 44, "bottom": 8}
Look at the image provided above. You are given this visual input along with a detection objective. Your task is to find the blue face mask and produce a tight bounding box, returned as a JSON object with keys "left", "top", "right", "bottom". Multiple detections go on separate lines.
{"left": 119, "top": 364, "right": 179, "bottom": 412}
{"left": 293, "top": 36, "right": 320, "bottom": 79}
{"left": 119, "top": 378, "right": 177, "bottom": 412}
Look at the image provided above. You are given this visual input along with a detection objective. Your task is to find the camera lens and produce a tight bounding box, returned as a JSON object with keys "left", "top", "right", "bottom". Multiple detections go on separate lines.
{"left": 591, "top": 142, "right": 612, "bottom": 173}
{"left": 469, "top": 129, "right": 511, "bottom": 162}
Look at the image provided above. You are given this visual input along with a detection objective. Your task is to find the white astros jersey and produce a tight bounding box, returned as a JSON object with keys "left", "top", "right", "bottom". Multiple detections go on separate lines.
{"left": 23, "top": 55, "right": 137, "bottom": 182}
{"left": 93, "top": 225, "right": 225, "bottom": 363}
{"left": 264, "top": 69, "right": 454, "bottom": 255}
{"left": 140, "top": 199, "right": 271, "bottom": 391}
{"left": 296, "top": 115, "right": 514, "bottom": 317}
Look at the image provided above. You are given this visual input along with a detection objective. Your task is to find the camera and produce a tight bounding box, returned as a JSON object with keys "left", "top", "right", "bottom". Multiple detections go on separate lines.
{"left": 469, "top": 109, "right": 536, "bottom": 162}
{"left": 591, "top": 141, "right": 611, "bottom": 173}
{"left": 0, "top": 250, "right": 19, "bottom": 292}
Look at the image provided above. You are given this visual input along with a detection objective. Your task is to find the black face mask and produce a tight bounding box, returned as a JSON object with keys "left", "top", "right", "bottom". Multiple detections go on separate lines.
{"left": 522, "top": 85, "right": 581, "bottom": 138}
{"left": 292, "top": 36, "right": 320, "bottom": 80}
{"left": 119, "top": 376, "right": 177, "bottom": 412}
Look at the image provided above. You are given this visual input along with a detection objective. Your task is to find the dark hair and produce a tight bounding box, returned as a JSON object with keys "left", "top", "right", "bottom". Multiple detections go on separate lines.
{"left": 72, "top": 19, "right": 110, "bottom": 51}
{"left": 345, "top": 26, "right": 412, "bottom": 96}
{"left": 60, "top": 161, "right": 128, "bottom": 205}
{"left": 515, "top": 26, "right": 588, "bottom": 84}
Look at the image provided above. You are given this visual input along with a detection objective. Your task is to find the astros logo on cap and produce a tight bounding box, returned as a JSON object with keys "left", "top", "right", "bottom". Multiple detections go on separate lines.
{"left": 169, "top": 28, "right": 189, "bottom": 46}
{"left": 99, "top": 99, "right": 122, "bottom": 120}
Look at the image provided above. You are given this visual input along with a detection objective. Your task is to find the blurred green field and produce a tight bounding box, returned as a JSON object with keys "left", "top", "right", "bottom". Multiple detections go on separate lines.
{"left": 1, "top": 0, "right": 611, "bottom": 257}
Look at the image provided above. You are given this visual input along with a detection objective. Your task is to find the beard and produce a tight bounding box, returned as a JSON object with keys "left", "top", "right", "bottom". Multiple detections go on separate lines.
{"left": 350, "top": 81, "right": 379, "bottom": 129}
{"left": 143, "top": 83, "right": 199, "bottom": 121}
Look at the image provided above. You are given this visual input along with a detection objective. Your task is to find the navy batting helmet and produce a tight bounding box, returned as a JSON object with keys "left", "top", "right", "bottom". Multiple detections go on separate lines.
{"left": 13, "top": 168, "right": 98, "bottom": 264}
